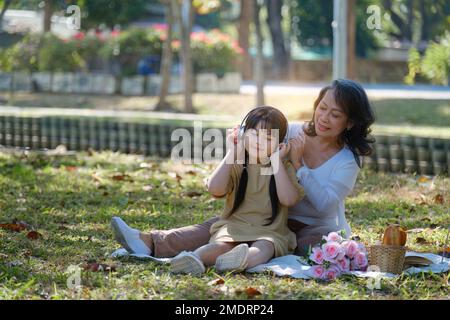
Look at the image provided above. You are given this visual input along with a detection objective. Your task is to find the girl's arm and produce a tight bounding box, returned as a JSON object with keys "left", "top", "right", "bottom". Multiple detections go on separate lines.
{"left": 270, "top": 144, "right": 304, "bottom": 207}
{"left": 207, "top": 126, "right": 242, "bottom": 197}
{"left": 206, "top": 150, "right": 235, "bottom": 197}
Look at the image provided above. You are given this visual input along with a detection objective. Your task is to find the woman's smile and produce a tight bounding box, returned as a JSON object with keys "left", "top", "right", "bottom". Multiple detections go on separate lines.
{"left": 317, "top": 122, "right": 330, "bottom": 132}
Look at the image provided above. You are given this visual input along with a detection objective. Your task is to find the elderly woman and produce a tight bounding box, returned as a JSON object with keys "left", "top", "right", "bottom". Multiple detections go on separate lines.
{"left": 111, "top": 79, "right": 375, "bottom": 257}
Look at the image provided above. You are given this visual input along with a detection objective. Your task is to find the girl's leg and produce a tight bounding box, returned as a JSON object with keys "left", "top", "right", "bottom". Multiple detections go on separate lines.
{"left": 194, "top": 242, "right": 236, "bottom": 266}
{"left": 246, "top": 240, "right": 275, "bottom": 269}
{"left": 140, "top": 216, "right": 220, "bottom": 257}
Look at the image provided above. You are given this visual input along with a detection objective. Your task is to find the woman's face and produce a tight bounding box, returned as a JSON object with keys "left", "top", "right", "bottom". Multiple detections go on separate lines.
{"left": 244, "top": 122, "right": 279, "bottom": 161}
{"left": 314, "top": 89, "right": 351, "bottom": 139}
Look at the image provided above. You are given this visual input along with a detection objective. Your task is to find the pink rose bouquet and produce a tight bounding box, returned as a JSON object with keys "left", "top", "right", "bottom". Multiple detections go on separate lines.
{"left": 304, "top": 231, "right": 368, "bottom": 281}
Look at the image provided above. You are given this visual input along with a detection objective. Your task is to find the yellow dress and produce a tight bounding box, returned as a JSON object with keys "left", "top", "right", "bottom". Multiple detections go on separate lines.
{"left": 209, "top": 160, "right": 304, "bottom": 257}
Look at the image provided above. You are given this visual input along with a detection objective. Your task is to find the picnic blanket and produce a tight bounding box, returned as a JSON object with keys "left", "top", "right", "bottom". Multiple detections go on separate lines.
{"left": 111, "top": 248, "right": 449, "bottom": 279}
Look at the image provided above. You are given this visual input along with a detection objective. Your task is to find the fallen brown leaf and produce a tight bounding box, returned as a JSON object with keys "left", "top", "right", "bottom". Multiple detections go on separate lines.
{"left": 0, "top": 223, "right": 27, "bottom": 232}
{"left": 183, "top": 191, "right": 203, "bottom": 198}
{"left": 26, "top": 231, "right": 42, "bottom": 240}
{"left": 415, "top": 237, "right": 430, "bottom": 245}
{"left": 112, "top": 173, "right": 133, "bottom": 182}
{"left": 83, "top": 262, "right": 117, "bottom": 272}
{"left": 207, "top": 278, "right": 225, "bottom": 286}
{"left": 244, "top": 287, "right": 261, "bottom": 298}
{"left": 434, "top": 194, "right": 444, "bottom": 204}
{"left": 168, "top": 172, "right": 182, "bottom": 183}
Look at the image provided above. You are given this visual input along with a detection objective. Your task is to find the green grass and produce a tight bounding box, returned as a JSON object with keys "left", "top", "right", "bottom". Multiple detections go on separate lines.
{"left": 0, "top": 150, "right": 449, "bottom": 300}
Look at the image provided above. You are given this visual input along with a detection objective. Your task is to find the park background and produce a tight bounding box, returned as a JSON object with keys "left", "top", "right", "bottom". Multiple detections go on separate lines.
{"left": 0, "top": 0, "right": 449, "bottom": 300}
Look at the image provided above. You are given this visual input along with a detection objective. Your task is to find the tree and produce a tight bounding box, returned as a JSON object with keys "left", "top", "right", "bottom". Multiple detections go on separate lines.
{"left": 156, "top": 0, "right": 176, "bottom": 111}
{"left": 43, "top": 0, "right": 52, "bottom": 32}
{"left": 382, "top": 0, "right": 450, "bottom": 45}
{"left": 265, "top": 0, "right": 289, "bottom": 79}
{"left": 0, "top": 0, "right": 12, "bottom": 30}
{"left": 178, "top": 0, "right": 195, "bottom": 113}
{"left": 290, "top": 0, "right": 379, "bottom": 58}
{"left": 238, "top": 0, "right": 252, "bottom": 80}
{"left": 254, "top": 0, "right": 264, "bottom": 106}
{"left": 76, "top": 0, "right": 151, "bottom": 30}
{"left": 176, "top": 0, "right": 221, "bottom": 113}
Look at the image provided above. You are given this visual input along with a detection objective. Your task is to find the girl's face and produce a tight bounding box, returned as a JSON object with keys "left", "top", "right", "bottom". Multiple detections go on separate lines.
{"left": 244, "top": 122, "right": 280, "bottom": 161}
{"left": 314, "top": 89, "right": 351, "bottom": 139}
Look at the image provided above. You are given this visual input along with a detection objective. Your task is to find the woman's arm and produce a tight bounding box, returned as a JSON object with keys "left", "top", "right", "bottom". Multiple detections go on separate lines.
{"left": 270, "top": 144, "right": 304, "bottom": 207}
{"left": 297, "top": 161, "right": 359, "bottom": 213}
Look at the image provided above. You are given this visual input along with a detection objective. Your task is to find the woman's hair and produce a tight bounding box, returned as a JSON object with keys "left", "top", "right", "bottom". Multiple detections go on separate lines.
{"left": 304, "top": 79, "right": 375, "bottom": 167}
{"left": 230, "top": 106, "right": 288, "bottom": 226}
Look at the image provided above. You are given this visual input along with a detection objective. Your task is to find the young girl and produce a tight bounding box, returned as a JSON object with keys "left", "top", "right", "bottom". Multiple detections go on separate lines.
{"left": 170, "top": 106, "right": 305, "bottom": 275}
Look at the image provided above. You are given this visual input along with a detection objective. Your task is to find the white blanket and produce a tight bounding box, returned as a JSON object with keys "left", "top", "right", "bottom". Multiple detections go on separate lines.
{"left": 111, "top": 248, "right": 449, "bottom": 279}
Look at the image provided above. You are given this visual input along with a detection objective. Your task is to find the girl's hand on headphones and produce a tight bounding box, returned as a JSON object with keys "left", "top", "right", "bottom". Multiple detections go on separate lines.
{"left": 270, "top": 142, "right": 290, "bottom": 163}
{"left": 226, "top": 125, "right": 240, "bottom": 146}
{"left": 278, "top": 142, "right": 291, "bottom": 159}
{"left": 226, "top": 125, "right": 243, "bottom": 160}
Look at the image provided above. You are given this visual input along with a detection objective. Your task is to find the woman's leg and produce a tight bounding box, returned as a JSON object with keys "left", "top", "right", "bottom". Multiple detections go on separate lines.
{"left": 246, "top": 240, "right": 275, "bottom": 269}
{"left": 194, "top": 242, "right": 236, "bottom": 266}
{"left": 140, "top": 216, "right": 220, "bottom": 258}
{"left": 294, "top": 224, "right": 334, "bottom": 256}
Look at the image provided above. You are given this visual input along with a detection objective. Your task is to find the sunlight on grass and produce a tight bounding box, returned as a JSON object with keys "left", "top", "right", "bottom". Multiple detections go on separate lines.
{"left": 0, "top": 151, "right": 448, "bottom": 299}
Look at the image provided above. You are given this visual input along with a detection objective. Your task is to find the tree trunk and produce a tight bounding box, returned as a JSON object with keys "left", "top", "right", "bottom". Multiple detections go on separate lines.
{"left": 420, "top": 0, "right": 429, "bottom": 44}
{"left": 346, "top": 0, "right": 356, "bottom": 80}
{"left": 156, "top": 0, "right": 175, "bottom": 111}
{"left": 178, "top": 1, "right": 195, "bottom": 113}
{"left": 43, "top": 0, "right": 52, "bottom": 32}
{"left": 238, "top": 0, "right": 252, "bottom": 80}
{"left": 254, "top": 0, "right": 265, "bottom": 106}
{"left": 265, "top": 0, "right": 289, "bottom": 80}
{"left": 0, "top": 0, "right": 12, "bottom": 30}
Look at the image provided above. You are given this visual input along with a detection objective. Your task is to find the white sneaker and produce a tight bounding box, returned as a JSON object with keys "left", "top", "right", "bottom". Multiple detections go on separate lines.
{"left": 111, "top": 217, "right": 151, "bottom": 255}
{"left": 171, "top": 251, "right": 206, "bottom": 275}
{"left": 215, "top": 243, "right": 249, "bottom": 272}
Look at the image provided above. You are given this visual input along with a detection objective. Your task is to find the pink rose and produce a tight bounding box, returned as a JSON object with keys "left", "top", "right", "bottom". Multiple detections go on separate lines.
{"left": 309, "top": 265, "right": 325, "bottom": 279}
{"left": 352, "top": 251, "right": 368, "bottom": 270}
{"left": 336, "top": 257, "right": 351, "bottom": 273}
{"left": 325, "top": 231, "right": 343, "bottom": 243}
{"left": 323, "top": 265, "right": 341, "bottom": 281}
{"left": 322, "top": 241, "right": 343, "bottom": 262}
{"left": 342, "top": 240, "right": 359, "bottom": 259}
{"left": 309, "top": 247, "right": 324, "bottom": 265}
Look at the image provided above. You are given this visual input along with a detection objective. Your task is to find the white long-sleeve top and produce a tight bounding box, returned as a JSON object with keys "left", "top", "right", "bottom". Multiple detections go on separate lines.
{"left": 286, "top": 123, "right": 360, "bottom": 238}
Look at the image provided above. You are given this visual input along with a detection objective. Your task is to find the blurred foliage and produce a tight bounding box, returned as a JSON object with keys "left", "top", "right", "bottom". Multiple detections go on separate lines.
{"left": 99, "top": 27, "right": 164, "bottom": 76}
{"left": 289, "top": 0, "right": 380, "bottom": 58}
{"left": 0, "top": 26, "right": 242, "bottom": 76}
{"left": 405, "top": 32, "right": 450, "bottom": 86}
{"left": 190, "top": 29, "right": 242, "bottom": 76}
{"left": 0, "top": 33, "right": 41, "bottom": 72}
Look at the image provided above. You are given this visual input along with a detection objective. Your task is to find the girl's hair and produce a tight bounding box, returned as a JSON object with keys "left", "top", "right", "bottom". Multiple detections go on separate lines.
{"left": 304, "top": 79, "right": 375, "bottom": 167}
{"left": 230, "top": 106, "right": 288, "bottom": 226}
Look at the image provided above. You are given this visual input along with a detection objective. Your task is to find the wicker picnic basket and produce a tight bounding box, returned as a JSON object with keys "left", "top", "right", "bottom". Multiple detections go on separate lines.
{"left": 368, "top": 245, "right": 407, "bottom": 274}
